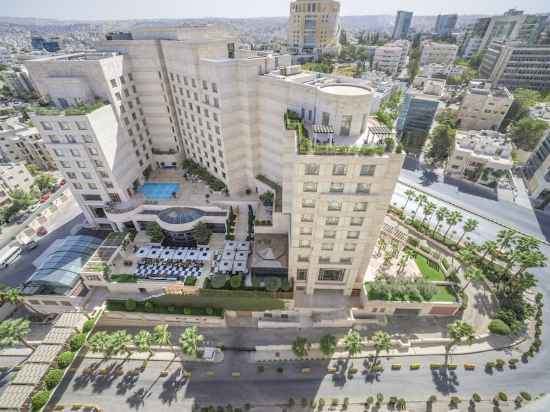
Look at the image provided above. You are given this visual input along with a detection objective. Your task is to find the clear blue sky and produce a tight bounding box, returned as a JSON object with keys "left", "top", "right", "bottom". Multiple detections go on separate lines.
{"left": 2, "top": 0, "right": 548, "bottom": 20}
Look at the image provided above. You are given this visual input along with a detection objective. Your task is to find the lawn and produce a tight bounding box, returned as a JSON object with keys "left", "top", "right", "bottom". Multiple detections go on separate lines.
{"left": 430, "top": 285, "right": 457, "bottom": 302}
{"left": 414, "top": 252, "right": 446, "bottom": 281}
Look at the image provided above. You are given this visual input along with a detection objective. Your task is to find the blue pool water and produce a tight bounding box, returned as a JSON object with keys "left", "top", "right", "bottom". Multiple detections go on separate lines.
{"left": 139, "top": 183, "right": 180, "bottom": 200}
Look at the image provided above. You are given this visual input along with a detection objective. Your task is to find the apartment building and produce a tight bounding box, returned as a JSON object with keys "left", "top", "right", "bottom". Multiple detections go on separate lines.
{"left": 457, "top": 80, "right": 513, "bottom": 131}
{"left": 26, "top": 26, "right": 405, "bottom": 299}
{"left": 480, "top": 41, "right": 550, "bottom": 90}
{"left": 419, "top": 41, "right": 458, "bottom": 66}
{"left": 287, "top": 0, "right": 341, "bottom": 57}
{"left": 523, "top": 103, "right": 550, "bottom": 201}
{"left": 1, "top": 66, "right": 36, "bottom": 98}
{"left": 372, "top": 40, "right": 409, "bottom": 77}
{"left": 392, "top": 11, "right": 413, "bottom": 40}
{"left": 446, "top": 130, "right": 513, "bottom": 181}
{"left": 0, "top": 117, "right": 56, "bottom": 170}
{"left": 434, "top": 14, "right": 458, "bottom": 37}
{"left": 0, "top": 162, "right": 34, "bottom": 195}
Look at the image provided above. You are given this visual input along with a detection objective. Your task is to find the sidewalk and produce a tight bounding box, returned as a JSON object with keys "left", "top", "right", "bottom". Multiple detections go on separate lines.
{"left": 84, "top": 346, "right": 224, "bottom": 363}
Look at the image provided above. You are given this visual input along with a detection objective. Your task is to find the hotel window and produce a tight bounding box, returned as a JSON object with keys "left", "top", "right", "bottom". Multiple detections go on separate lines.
{"left": 214, "top": 98, "right": 219, "bottom": 108}
{"left": 329, "top": 182, "right": 344, "bottom": 193}
{"left": 58, "top": 121, "right": 70, "bottom": 131}
{"left": 69, "top": 149, "right": 80, "bottom": 157}
{"left": 88, "top": 147, "right": 99, "bottom": 156}
{"left": 332, "top": 164, "right": 347, "bottom": 176}
{"left": 66, "top": 172, "right": 77, "bottom": 179}
{"left": 354, "top": 202, "right": 368, "bottom": 212}
{"left": 360, "top": 164, "right": 376, "bottom": 176}
{"left": 76, "top": 161, "right": 87, "bottom": 169}
{"left": 303, "top": 182, "right": 317, "bottom": 192}
{"left": 88, "top": 182, "right": 98, "bottom": 190}
{"left": 327, "top": 200, "right": 342, "bottom": 211}
{"left": 299, "top": 239, "right": 311, "bottom": 248}
{"left": 301, "top": 198, "right": 315, "bottom": 208}
{"left": 322, "top": 112, "right": 330, "bottom": 126}
{"left": 318, "top": 269, "right": 345, "bottom": 282}
{"left": 110, "top": 78, "right": 117, "bottom": 88}
{"left": 212, "top": 82, "right": 218, "bottom": 93}
{"left": 49, "top": 135, "right": 60, "bottom": 143}
{"left": 202, "top": 80, "right": 208, "bottom": 90}
{"left": 324, "top": 230, "right": 336, "bottom": 239}
{"left": 344, "top": 243, "right": 357, "bottom": 252}
{"left": 326, "top": 216, "right": 339, "bottom": 226}
{"left": 73, "top": 182, "right": 83, "bottom": 190}
{"left": 81, "top": 172, "right": 92, "bottom": 179}
{"left": 301, "top": 214, "right": 313, "bottom": 223}
{"left": 321, "top": 242, "right": 334, "bottom": 251}
{"left": 304, "top": 163, "right": 319, "bottom": 175}
{"left": 356, "top": 183, "right": 371, "bottom": 194}
{"left": 75, "top": 121, "right": 87, "bottom": 130}
{"left": 347, "top": 231, "right": 360, "bottom": 239}
{"left": 53, "top": 149, "right": 64, "bottom": 157}
{"left": 340, "top": 115, "right": 352, "bottom": 137}
{"left": 93, "top": 160, "right": 104, "bottom": 168}
{"left": 350, "top": 217, "right": 364, "bottom": 226}
{"left": 300, "top": 227, "right": 313, "bottom": 235}
{"left": 297, "top": 255, "right": 310, "bottom": 262}
{"left": 296, "top": 269, "right": 307, "bottom": 281}
{"left": 41, "top": 121, "right": 53, "bottom": 131}
{"left": 60, "top": 161, "right": 70, "bottom": 168}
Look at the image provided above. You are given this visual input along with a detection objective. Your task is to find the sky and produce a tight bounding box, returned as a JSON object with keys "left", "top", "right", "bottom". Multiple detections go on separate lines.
{"left": 1, "top": 0, "right": 548, "bottom": 21}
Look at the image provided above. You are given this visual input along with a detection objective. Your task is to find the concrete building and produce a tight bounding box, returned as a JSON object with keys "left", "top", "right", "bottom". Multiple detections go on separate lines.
{"left": 287, "top": 0, "right": 341, "bottom": 58}
{"left": 457, "top": 80, "right": 513, "bottom": 131}
{"left": 479, "top": 41, "right": 550, "bottom": 91}
{"left": 396, "top": 80, "right": 444, "bottom": 138}
{"left": 372, "top": 40, "right": 409, "bottom": 77}
{"left": 523, "top": 103, "right": 550, "bottom": 201}
{"left": 461, "top": 17, "right": 491, "bottom": 58}
{"left": 392, "top": 11, "right": 413, "bottom": 40}
{"left": 1, "top": 66, "right": 35, "bottom": 98}
{"left": 434, "top": 14, "right": 458, "bottom": 37}
{"left": 0, "top": 162, "right": 34, "bottom": 195}
{"left": 26, "top": 26, "right": 405, "bottom": 299}
{"left": 420, "top": 41, "right": 458, "bottom": 66}
{"left": 419, "top": 64, "right": 464, "bottom": 79}
{"left": 446, "top": 130, "right": 513, "bottom": 183}
{"left": 0, "top": 117, "right": 56, "bottom": 170}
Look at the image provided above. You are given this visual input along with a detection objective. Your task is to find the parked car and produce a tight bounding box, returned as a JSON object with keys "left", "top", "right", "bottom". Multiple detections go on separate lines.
{"left": 59, "top": 179, "right": 66, "bottom": 186}
{"left": 36, "top": 227, "right": 48, "bottom": 237}
{"left": 39, "top": 193, "right": 50, "bottom": 203}
{"left": 20, "top": 240, "right": 38, "bottom": 251}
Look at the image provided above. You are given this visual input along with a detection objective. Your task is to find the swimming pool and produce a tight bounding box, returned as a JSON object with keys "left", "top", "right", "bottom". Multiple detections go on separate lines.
{"left": 139, "top": 183, "right": 180, "bottom": 200}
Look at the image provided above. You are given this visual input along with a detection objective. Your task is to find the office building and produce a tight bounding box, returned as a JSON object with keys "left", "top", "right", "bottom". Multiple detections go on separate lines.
{"left": 457, "top": 80, "right": 513, "bottom": 131}
{"left": 26, "top": 26, "right": 405, "bottom": 299}
{"left": 461, "top": 17, "right": 491, "bottom": 58}
{"left": 420, "top": 41, "right": 459, "bottom": 66}
{"left": 480, "top": 41, "right": 550, "bottom": 90}
{"left": 523, "top": 103, "right": 550, "bottom": 201}
{"left": 396, "top": 80, "right": 444, "bottom": 138}
{"left": 434, "top": 14, "right": 458, "bottom": 37}
{"left": 287, "top": 0, "right": 341, "bottom": 57}
{"left": 0, "top": 117, "right": 56, "bottom": 170}
{"left": 0, "top": 162, "right": 34, "bottom": 195}
{"left": 392, "top": 11, "right": 413, "bottom": 40}
{"left": 372, "top": 40, "right": 409, "bottom": 77}
{"left": 30, "top": 36, "right": 61, "bottom": 53}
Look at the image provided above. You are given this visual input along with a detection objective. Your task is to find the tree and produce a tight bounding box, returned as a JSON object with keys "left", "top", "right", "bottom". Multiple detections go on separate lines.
{"left": 146, "top": 222, "right": 164, "bottom": 243}
{"left": 109, "top": 330, "right": 133, "bottom": 358}
{"left": 456, "top": 218, "right": 478, "bottom": 246}
{"left": 496, "top": 229, "right": 518, "bottom": 255}
{"left": 88, "top": 331, "right": 110, "bottom": 355}
{"left": 506, "top": 88, "right": 542, "bottom": 123}
{"left": 343, "top": 329, "right": 363, "bottom": 357}
{"left": 34, "top": 173, "right": 56, "bottom": 192}
{"left": 436, "top": 108, "right": 458, "bottom": 128}
{"left": 191, "top": 222, "right": 212, "bottom": 245}
{"left": 339, "top": 29, "right": 348, "bottom": 45}
{"left": 403, "top": 189, "right": 416, "bottom": 210}
{"left": 426, "top": 124, "right": 456, "bottom": 166}
{"left": 376, "top": 238, "right": 386, "bottom": 256}
{"left": 0, "top": 318, "right": 34, "bottom": 350}
{"left": 398, "top": 248, "right": 415, "bottom": 274}
{"left": 443, "top": 211, "right": 463, "bottom": 241}
{"left": 509, "top": 118, "right": 548, "bottom": 151}
{"left": 412, "top": 194, "right": 427, "bottom": 219}
{"left": 433, "top": 206, "right": 449, "bottom": 236}
{"left": 0, "top": 288, "right": 39, "bottom": 314}
{"left": 179, "top": 326, "right": 204, "bottom": 358}
{"left": 320, "top": 334, "right": 337, "bottom": 357}
{"left": 371, "top": 331, "right": 392, "bottom": 363}
{"left": 422, "top": 202, "right": 437, "bottom": 226}
{"left": 445, "top": 321, "right": 475, "bottom": 365}
{"left": 291, "top": 336, "right": 311, "bottom": 358}
{"left": 134, "top": 330, "right": 153, "bottom": 358}
{"left": 462, "top": 267, "right": 484, "bottom": 292}
{"left": 153, "top": 324, "right": 172, "bottom": 352}
{"left": 480, "top": 240, "right": 498, "bottom": 262}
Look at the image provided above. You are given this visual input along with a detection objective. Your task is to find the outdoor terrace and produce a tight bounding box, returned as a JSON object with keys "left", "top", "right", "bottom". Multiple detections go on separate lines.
{"left": 29, "top": 100, "right": 106, "bottom": 116}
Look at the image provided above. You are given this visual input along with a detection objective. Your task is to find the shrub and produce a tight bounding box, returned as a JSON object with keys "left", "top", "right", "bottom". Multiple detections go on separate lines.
{"left": 464, "top": 363, "right": 476, "bottom": 370}
{"left": 485, "top": 361, "right": 495, "bottom": 369}
{"left": 472, "top": 393, "right": 481, "bottom": 402}
{"left": 428, "top": 395, "right": 437, "bottom": 403}
{"left": 206, "top": 307, "right": 214, "bottom": 316}
{"left": 184, "top": 276, "right": 197, "bottom": 286}
{"left": 32, "top": 390, "right": 51, "bottom": 411}
{"left": 57, "top": 351, "right": 75, "bottom": 369}
{"left": 280, "top": 278, "right": 293, "bottom": 292}
{"left": 498, "top": 392, "right": 508, "bottom": 401}
{"left": 495, "top": 359, "right": 505, "bottom": 369}
{"left": 167, "top": 305, "right": 176, "bottom": 313}
{"left": 376, "top": 393, "right": 384, "bottom": 403}
{"left": 45, "top": 368, "right": 64, "bottom": 389}
{"left": 488, "top": 319, "right": 512, "bottom": 335}
{"left": 229, "top": 275, "right": 242, "bottom": 289}
{"left": 144, "top": 301, "right": 155, "bottom": 312}
{"left": 70, "top": 333, "right": 86, "bottom": 352}
{"left": 210, "top": 275, "right": 227, "bottom": 289}
{"left": 410, "top": 363, "right": 421, "bottom": 370}
{"left": 430, "top": 363, "right": 441, "bottom": 369}
{"left": 520, "top": 392, "right": 532, "bottom": 401}
{"left": 82, "top": 319, "right": 95, "bottom": 333}
{"left": 265, "top": 277, "right": 282, "bottom": 292}
{"left": 366, "top": 396, "right": 374, "bottom": 405}
{"left": 450, "top": 396, "right": 461, "bottom": 407}
{"left": 183, "top": 308, "right": 192, "bottom": 316}
{"left": 125, "top": 299, "right": 137, "bottom": 312}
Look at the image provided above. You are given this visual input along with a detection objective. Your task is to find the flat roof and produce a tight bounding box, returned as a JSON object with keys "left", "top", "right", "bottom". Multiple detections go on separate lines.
{"left": 320, "top": 84, "right": 370, "bottom": 96}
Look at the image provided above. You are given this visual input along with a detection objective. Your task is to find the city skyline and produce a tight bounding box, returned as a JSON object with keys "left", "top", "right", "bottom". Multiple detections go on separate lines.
{"left": 1, "top": 0, "right": 548, "bottom": 21}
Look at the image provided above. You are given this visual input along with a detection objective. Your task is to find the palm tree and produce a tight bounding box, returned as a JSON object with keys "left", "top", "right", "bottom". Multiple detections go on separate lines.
{"left": 109, "top": 330, "right": 134, "bottom": 358}
{"left": 480, "top": 240, "right": 498, "bottom": 262}
{"left": 291, "top": 337, "right": 311, "bottom": 358}
{"left": 134, "top": 330, "right": 153, "bottom": 359}
{"left": 458, "top": 244, "right": 478, "bottom": 266}
{"left": 343, "top": 329, "right": 363, "bottom": 358}
{"left": 191, "top": 222, "right": 212, "bottom": 245}
{"left": 512, "top": 250, "right": 546, "bottom": 279}
{"left": 179, "top": 326, "right": 204, "bottom": 358}
{"left": 376, "top": 238, "right": 386, "bottom": 256}
{"left": 496, "top": 229, "right": 518, "bottom": 255}
{"left": 371, "top": 331, "right": 392, "bottom": 365}
{"left": 443, "top": 211, "right": 463, "bottom": 241}
{"left": 421, "top": 202, "right": 437, "bottom": 227}
{"left": 456, "top": 218, "right": 478, "bottom": 246}
{"left": 320, "top": 334, "right": 337, "bottom": 357}
{"left": 0, "top": 318, "right": 34, "bottom": 350}
{"left": 433, "top": 207, "right": 449, "bottom": 236}
{"left": 397, "top": 248, "right": 415, "bottom": 274}
{"left": 88, "top": 331, "right": 110, "bottom": 356}
{"left": 403, "top": 189, "right": 416, "bottom": 210}
{"left": 0, "top": 288, "right": 39, "bottom": 314}
{"left": 153, "top": 324, "right": 173, "bottom": 353}
{"left": 412, "top": 194, "right": 427, "bottom": 219}
{"left": 445, "top": 321, "right": 475, "bottom": 366}
{"left": 461, "top": 267, "right": 484, "bottom": 292}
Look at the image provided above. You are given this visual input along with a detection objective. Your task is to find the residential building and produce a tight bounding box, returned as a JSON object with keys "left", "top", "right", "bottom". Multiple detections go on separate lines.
{"left": 457, "top": 80, "right": 513, "bottom": 131}
{"left": 461, "top": 17, "right": 491, "bottom": 58}
{"left": 479, "top": 41, "right": 550, "bottom": 90}
{"left": 287, "top": 0, "right": 341, "bottom": 58}
{"left": 27, "top": 26, "right": 405, "bottom": 299}
{"left": 396, "top": 81, "right": 444, "bottom": 138}
{"left": 434, "top": 14, "right": 458, "bottom": 37}
{"left": 1, "top": 66, "right": 35, "bottom": 98}
{"left": 392, "top": 11, "right": 413, "bottom": 40}
{"left": 0, "top": 162, "right": 34, "bottom": 195}
{"left": 372, "top": 40, "right": 409, "bottom": 77}
{"left": 419, "top": 64, "right": 464, "bottom": 79}
{"left": 446, "top": 130, "right": 513, "bottom": 183}
{"left": 420, "top": 41, "right": 459, "bottom": 66}
{"left": 0, "top": 117, "right": 56, "bottom": 170}
{"left": 523, "top": 103, "right": 550, "bottom": 201}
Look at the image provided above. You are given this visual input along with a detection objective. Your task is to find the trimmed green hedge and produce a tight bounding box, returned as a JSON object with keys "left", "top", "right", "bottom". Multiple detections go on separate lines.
{"left": 82, "top": 319, "right": 95, "bottom": 333}
{"left": 107, "top": 300, "right": 225, "bottom": 317}
{"left": 45, "top": 368, "right": 63, "bottom": 390}
{"left": 57, "top": 351, "right": 75, "bottom": 369}
{"left": 70, "top": 333, "right": 86, "bottom": 352}
{"left": 488, "top": 319, "right": 512, "bottom": 336}
{"left": 31, "top": 390, "right": 51, "bottom": 411}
